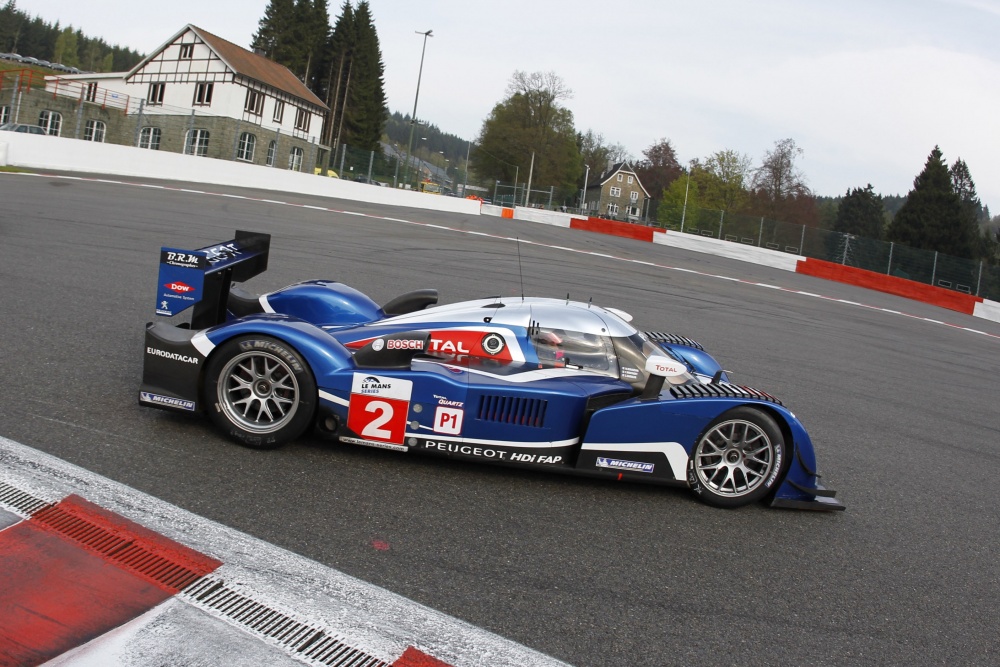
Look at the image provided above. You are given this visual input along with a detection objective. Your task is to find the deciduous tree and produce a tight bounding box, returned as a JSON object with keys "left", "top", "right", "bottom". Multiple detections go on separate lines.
{"left": 701, "top": 149, "right": 752, "bottom": 213}
{"left": 474, "top": 70, "right": 582, "bottom": 194}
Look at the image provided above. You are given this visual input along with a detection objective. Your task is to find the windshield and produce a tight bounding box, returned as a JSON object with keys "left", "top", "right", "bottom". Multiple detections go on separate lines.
{"left": 530, "top": 327, "right": 619, "bottom": 377}
{"left": 613, "top": 332, "right": 694, "bottom": 390}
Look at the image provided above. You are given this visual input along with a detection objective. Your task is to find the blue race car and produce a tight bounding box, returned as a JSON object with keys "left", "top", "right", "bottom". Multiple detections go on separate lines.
{"left": 139, "top": 231, "right": 843, "bottom": 510}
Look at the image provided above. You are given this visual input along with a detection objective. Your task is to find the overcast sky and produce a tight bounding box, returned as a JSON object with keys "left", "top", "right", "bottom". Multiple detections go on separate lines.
{"left": 17, "top": 0, "right": 1000, "bottom": 209}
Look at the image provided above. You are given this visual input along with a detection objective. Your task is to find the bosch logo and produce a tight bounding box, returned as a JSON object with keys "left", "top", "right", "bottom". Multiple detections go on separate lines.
{"left": 165, "top": 281, "right": 195, "bottom": 294}
{"left": 481, "top": 333, "right": 505, "bottom": 356}
{"left": 371, "top": 339, "right": 385, "bottom": 351}
{"left": 387, "top": 339, "right": 423, "bottom": 350}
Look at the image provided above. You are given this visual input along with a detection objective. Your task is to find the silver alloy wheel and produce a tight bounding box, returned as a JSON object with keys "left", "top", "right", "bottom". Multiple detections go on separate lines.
{"left": 217, "top": 350, "right": 300, "bottom": 434}
{"left": 693, "top": 419, "right": 775, "bottom": 498}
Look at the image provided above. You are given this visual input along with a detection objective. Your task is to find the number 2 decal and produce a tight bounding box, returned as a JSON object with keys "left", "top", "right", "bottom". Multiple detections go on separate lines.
{"left": 361, "top": 400, "right": 394, "bottom": 440}
{"left": 347, "top": 373, "right": 413, "bottom": 445}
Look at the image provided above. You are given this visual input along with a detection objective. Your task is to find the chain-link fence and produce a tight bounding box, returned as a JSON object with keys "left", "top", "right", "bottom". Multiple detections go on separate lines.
{"left": 657, "top": 205, "right": 1000, "bottom": 300}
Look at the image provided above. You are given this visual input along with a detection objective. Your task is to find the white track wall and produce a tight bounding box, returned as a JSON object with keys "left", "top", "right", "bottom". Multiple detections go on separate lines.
{"left": 0, "top": 133, "right": 481, "bottom": 214}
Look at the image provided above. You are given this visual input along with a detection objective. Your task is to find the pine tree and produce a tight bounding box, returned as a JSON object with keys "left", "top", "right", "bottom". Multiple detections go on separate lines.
{"left": 887, "top": 147, "right": 972, "bottom": 258}
{"left": 950, "top": 158, "right": 985, "bottom": 259}
{"left": 252, "top": 0, "right": 295, "bottom": 61}
{"left": 834, "top": 184, "right": 884, "bottom": 239}
{"left": 341, "top": 1, "right": 386, "bottom": 151}
{"left": 324, "top": 1, "right": 354, "bottom": 147}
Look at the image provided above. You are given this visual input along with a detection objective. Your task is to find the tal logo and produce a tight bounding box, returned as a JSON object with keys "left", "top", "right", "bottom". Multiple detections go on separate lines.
{"left": 165, "top": 281, "right": 195, "bottom": 294}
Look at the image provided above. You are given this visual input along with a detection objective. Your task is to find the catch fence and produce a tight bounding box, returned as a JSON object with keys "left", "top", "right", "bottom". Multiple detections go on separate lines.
{"left": 659, "top": 205, "right": 1000, "bottom": 300}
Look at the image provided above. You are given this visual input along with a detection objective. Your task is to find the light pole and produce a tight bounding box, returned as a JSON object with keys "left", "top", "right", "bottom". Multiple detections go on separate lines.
{"left": 579, "top": 163, "right": 590, "bottom": 211}
{"left": 402, "top": 29, "right": 433, "bottom": 188}
{"left": 463, "top": 140, "right": 471, "bottom": 196}
{"left": 680, "top": 166, "right": 692, "bottom": 232}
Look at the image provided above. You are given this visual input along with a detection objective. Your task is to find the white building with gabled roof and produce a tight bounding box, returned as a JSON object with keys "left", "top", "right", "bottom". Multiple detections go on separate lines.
{"left": 44, "top": 25, "right": 329, "bottom": 169}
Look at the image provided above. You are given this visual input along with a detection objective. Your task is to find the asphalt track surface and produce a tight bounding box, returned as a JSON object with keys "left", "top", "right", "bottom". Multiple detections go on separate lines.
{"left": 2, "top": 172, "right": 999, "bottom": 666}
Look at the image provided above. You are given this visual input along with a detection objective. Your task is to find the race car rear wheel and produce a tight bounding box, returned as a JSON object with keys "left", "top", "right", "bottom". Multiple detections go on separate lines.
{"left": 687, "top": 407, "right": 786, "bottom": 508}
{"left": 205, "top": 336, "right": 317, "bottom": 449}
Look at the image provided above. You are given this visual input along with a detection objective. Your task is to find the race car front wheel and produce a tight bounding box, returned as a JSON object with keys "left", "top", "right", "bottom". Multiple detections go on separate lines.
{"left": 687, "top": 407, "right": 787, "bottom": 508}
{"left": 205, "top": 336, "right": 317, "bottom": 449}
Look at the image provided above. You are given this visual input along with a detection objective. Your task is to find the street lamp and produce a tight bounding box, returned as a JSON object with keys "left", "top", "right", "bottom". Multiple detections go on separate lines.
{"left": 402, "top": 29, "right": 433, "bottom": 188}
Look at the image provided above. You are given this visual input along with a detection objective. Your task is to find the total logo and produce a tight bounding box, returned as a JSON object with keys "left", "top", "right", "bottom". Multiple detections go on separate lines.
{"left": 426, "top": 330, "right": 511, "bottom": 359}
{"left": 165, "top": 281, "right": 195, "bottom": 294}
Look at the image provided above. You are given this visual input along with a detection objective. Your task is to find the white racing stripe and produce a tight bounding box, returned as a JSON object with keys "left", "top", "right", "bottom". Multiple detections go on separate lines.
{"left": 0, "top": 436, "right": 568, "bottom": 667}
{"left": 407, "top": 433, "right": 579, "bottom": 449}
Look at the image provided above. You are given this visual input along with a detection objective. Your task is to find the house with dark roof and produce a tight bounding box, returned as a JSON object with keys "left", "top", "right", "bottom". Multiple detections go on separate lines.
{"left": 584, "top": 161, "right": 650, "bottom": 221}
{"left": 42, "top": 25, "right": 328, "bottom": 169}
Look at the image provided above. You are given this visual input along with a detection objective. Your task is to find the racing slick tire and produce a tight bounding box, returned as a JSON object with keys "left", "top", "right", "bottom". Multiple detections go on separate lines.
{"left": 687, "top": 406, "right": 787, "bottom": 509}
{"left": 205, "top": 336, "right": 317, "bottom": 449}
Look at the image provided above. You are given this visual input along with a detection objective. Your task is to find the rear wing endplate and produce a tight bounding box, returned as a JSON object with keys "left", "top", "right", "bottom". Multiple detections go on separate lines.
{"left": 155, "top": 230, "right": 270, "bottom": 328}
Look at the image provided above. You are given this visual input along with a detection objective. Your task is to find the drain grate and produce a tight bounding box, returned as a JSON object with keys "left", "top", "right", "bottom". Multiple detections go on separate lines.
{"left": 182, "top": 577, "right": 389, "bottom": 667}
{"left": 0, "top": 479, "right": 53, "bottom": 517}
{"left": 28, "top": 495, "right": 222, "bottom": 593}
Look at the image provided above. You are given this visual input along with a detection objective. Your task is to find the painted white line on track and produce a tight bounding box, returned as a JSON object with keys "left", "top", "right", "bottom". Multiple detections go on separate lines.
{"left": 0, "top": 436, "right": 568, "bottom": 667}
{"left": 13, "top": 172, "right": 1000, "bottom": 343}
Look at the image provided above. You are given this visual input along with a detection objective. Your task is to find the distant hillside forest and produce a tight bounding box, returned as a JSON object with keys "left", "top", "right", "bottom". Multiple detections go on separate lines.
{"left": 0, "top": 1, "right": 143, "bottom": 72}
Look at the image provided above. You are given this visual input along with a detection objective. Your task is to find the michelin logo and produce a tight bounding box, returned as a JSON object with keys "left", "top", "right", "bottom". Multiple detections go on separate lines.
{"left": 597, "top": 457, "right": 655, "bottom": 473}
{"left": 140, "top": 392, "right": 196, "bottom": 411}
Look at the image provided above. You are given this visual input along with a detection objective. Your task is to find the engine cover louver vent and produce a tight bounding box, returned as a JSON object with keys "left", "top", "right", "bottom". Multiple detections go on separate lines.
{"left": 477, "top": 395, "right": 548, "bottom": 427}
{"left": 644, "top": 331, "right": 705, "bottom": 350}
{"left": 670, "top": 382, "right": 783, "bottom": 405}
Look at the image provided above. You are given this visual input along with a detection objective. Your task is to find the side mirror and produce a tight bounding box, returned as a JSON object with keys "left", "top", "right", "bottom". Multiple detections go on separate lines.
{"left": 639, "top": 355, "right": 689, "bottom": 400}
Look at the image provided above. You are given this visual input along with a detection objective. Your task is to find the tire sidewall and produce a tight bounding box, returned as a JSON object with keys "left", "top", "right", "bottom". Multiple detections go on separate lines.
{"left": 687, "top": 406, "right": 787, "bottom": 509}
{"left": 204, "top": 335, "right": 317, "bottom": 449}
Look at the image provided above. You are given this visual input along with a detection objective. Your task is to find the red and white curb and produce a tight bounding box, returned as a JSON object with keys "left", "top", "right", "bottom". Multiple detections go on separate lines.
{"left": 8, "top": 172, "right": 1000, "bottom": 342}
{"left": 0, "top": 436, "right": 569, "bottom": 667}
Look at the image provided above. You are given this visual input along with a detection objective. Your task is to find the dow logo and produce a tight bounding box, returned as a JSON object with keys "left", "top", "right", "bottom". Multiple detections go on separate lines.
{"left": 165, "top": 281, "right": 195, "bottom": 294}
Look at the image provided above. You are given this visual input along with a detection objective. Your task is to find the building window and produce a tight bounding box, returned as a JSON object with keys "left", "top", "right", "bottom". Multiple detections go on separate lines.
{"left": 193, "top": 82, "right": 214, "bottom": 106}
{"left": 180, "top": 44, "right": 194, "bottom": 59}
{"left": 185, "top": 129, "right": 210, "bottom": 156}
{"left": 273, "top": 100, "right": 285, "bottom": 123}
{"left": 630, "top": 190, "right": 639, "bottom": 203}
{"left": 237, "top": 132, "right": 256, "bottom": 162}
{"left": 607, "top": 203, "right": 619, "bottom": 216}
{"left": 609, "top": 186, "right": 621, "bottom": 198}
{"left": 148, "top": 82, "right": 165, "bottom": 105}
{"left": 139, "top": 127, "right": 161, "bottom": 150}
{"left": 288, "top": 146, "right": 303, "bottom": 171}
{"left": 627, "top": 175, "right": 634, "bottom": 184}
{"left": 617, "top": 173, "right": 623, "bottom": 182}
{"left": 266, "top": 140, "right": 277, "bottom": 166}
{"left": 38, "top": 110, "right": 62, "bottom": 136}
{"left": 245, "top": 89, "right": 264, "bottom": 115}
{"left": 85, "top": 82, "right": 98, "bottom": 103}
{"left": 294, "top": 108, "right": 309, "bottom": 132}
{"left": 627, "top": 206, "right": 640, "bottom": 217}
{"left": 84, "top": 120, "right": 105, "bottom": 142}
{"left": 0, "top": 106, "right": 9, "bottom": 124}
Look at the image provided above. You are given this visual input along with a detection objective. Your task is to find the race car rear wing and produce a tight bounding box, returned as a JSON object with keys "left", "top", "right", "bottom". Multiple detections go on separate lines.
{"left": 154, "top": 230, "right": 270, "bottom": 329}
